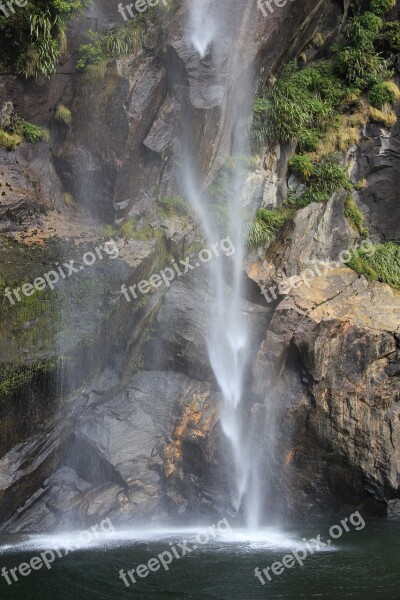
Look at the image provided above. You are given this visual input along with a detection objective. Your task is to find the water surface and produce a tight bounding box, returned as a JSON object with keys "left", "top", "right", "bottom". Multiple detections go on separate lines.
{"left": 0, "top": 521, "right": 398, "bottom": 600}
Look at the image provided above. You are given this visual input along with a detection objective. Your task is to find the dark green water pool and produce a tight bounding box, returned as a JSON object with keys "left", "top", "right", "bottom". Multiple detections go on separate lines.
{"left": 0, "top": 521, "right": 399, "bottom": 600}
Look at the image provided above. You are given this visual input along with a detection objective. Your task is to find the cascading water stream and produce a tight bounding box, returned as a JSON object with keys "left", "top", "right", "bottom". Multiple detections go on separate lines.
{"left": 187, "top": 0, "right": 215, "bottom": 58}
{"left": 184, "top": 0, "right": 262, "bottom": 529}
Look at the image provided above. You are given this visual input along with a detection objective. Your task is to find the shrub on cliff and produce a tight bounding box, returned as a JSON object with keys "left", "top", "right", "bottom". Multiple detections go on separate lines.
{"left": 246, "top": 209, "right": 289, "bottom": 249}
{"left": 55, "top": 104, "right": 72, "bottom": 125}
{"left": 369, "top": 81, "right": 400, "bottom": 108}
{"left": 290, "top": 154, "right": 353, "bottom": 209}
{"left": 0, "top": 0, "right": 89, "bottom": 77}
{"left": 349, "top": 242, "right": 400, "bottom": 289}
{"left": 0, "top": 114, "right": 46, "bottom": 150}
{"left": 370, "top": 0, "right": 396, "bottom": 16}
{"left": 253, "top": 61, "right": 347, "bottom": 147}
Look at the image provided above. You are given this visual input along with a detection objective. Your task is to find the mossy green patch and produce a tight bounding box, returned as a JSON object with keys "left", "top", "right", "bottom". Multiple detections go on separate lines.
{"left": 349, "top": 242, "right": 400, "bottom": 289}
{"left": 289, "top": 154, "right": 353, "bottom": 209}
{"left": 246, "top": 208, "right": 290, "bottom": 248}
{"left": 0, "top": 360, "right": 55, "bottom": 400}
{"left": 158, "top": 195, "right": 191, "bottom": 217}
{"left": 344, "top": 196, "right": 369, "bottom": 237}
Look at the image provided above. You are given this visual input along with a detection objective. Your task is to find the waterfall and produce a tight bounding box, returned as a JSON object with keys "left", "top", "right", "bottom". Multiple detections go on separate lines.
{"left": 183, "top": 0, "right": 262, "bottom": 528}
{"left": 187, "top": 0, "right": 215, "bottom": 58}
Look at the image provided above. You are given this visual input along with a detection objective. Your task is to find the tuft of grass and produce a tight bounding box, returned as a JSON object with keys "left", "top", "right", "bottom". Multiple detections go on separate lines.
{"left": 0, "top": 1, "right": 90, "bottom": 78}
{"left": 246, "top": 217, "right": 276, "bottom": 249}
{"left": 105, "top": 23, "right": 143, "bottom": 56}
{"left": 63, "top": 192, "right": 75, "bottom": 208}
{"left": 368, "top": 104, "right": 397, "bottom": 127}
{"left": 77, "top": 22, "right": 144, "bottom": 75}
{"left": 290, "top": 154, "right": 353, "bottom": 208}
{"left": 158, "top": 195, "right": 190, "bottom": 217}
{"left": 312, "top": 111, "right": 365, "bottom": 158}
{"left": 253, "top": 61, "right": 347, "bottom": 147}
{"left": 313, "top": 32, "right": 324, "bottom": 48}
{"left": 102, "top": 224, "right": 118, "bottom": 238}
{"left": 355, "top": 177, "right": 367, "bottom": 190}
{"left": 120, "top": 219, "right": 137, "bottom": 239}
{"left": 289, "top": 154, "right": 314, "bottom": 179}
{"left": 344, "top": 196, "right": 368, "bottom": 237}
{"left": 349, "top": 242, "right": 400, "bottom": 289}
{"left": 246, "top": 208, "right": 289, "bottom": 248}
{"left": 0, "top": 129, "right": 22, "bottom": 151}
{"left": 369, "top": 81, "right": 400, "bottom": 108}
{"left": 55, "top": 104, "right": 72, "bottom": 125}
{"left": 84, "top": 60, "right": 108, "bottom": 83}
{"left": 336, "top": 45, "right": 389, "bottom": 90}
{"left": 6, "top": 114, "right": 47, "bottom": 144}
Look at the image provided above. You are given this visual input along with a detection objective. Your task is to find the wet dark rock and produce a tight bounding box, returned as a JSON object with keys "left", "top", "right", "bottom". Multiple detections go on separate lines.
{"left": 250, "top": 262, "right": 400, "bottom": 517}
{"left": 387, "top": 499, "right": 400, "bottom": 519}
{"left": 1, "top": 372, "right": 230, "bottom": 531}
{"left": 148, "top": 270, "right": 270, "bottom": 380}
{"left": 355, "top": 104, "right": 400, "bottom": 242}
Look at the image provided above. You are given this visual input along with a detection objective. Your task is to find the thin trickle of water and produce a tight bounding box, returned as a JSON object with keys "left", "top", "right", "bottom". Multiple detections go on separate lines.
{"left": 187, "top": 0, "right": 215, "bottom": 58}
{"left": 184, "top": 0, "right": 263, "bottom": 529}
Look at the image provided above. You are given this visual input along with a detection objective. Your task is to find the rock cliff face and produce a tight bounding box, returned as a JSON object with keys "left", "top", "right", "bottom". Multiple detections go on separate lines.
{"left": 0, "top": 0, "right": 399, "bottom": 532}
{"left": 248, "top": 218, "right": 400, "bottom": 517}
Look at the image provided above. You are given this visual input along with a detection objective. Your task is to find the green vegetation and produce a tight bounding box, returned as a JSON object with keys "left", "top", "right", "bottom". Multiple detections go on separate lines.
{"left": 75, "top": 29, "right": 108, "bottom": 74}
{"left": 0, "top": 130, "right": 22, "bottom": 151}
{"left": 0, "top": 114, "right": 46, "bottom": 150}
{"left": 253, "top": 0, "right": 400, "bottom": 150}
{"left": 158, "top": 195, "right": 190, "bottom": 217}
{"left": 369, "top": 81, "right": 400, "bottom": 108}
{"left": 11, "top": 115, "right": 47, "bottom": 142}
{"left": 120, "top": 219, "right": 138, "bottom": 239}
{"left": 368, "top": 104, "right": 397, "bottom": 126}
{"left": 379, "top": 21, "right": 400, "bottom": 53}
{"left": 76, "top": 0, "right": 179, "bottom": 78}
{"left": 349, "top": 242, "right": 400, "bottom": 289}
{"left": 336, "top": 10, "right": 390, "bottom": 89}
{"left": 250, "top": 0, "right": 400, "bottom": 255}
{"left": 102, "top": 224, "right": 118, "bottom": 238}
{"left": 370, "top": 0, "right": 395, "bottom": 16}
{"left": 289, "top": 154, "right": 314, "bottom": 179}
{"left": 208, "top": 156, "right": 256, "bottom": 199}
{"left": 253, "top": 61, "right": 348, "bottom": 149}
{"left": 246, "top": 208, "right": 289, "bottom": 248}
{"left": 289, "top": 154, "right": 353, "bottom": 209}
{"left": 55, "top": 104, "right": 72, "bottom": 125}
{"left": 0, "top": 360, "right": 55, "bottom": 399}
{"left": 344, "top": 196, "right": 368, "bottom": 237}
{"left": 0, "top": 0, "right": 90, "bottom": 77}
{"left": 76, "top": 21, "right": 147, "bottom": 78}
{"left": 120, "top": 220, "right": 159, "bottom": 241}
